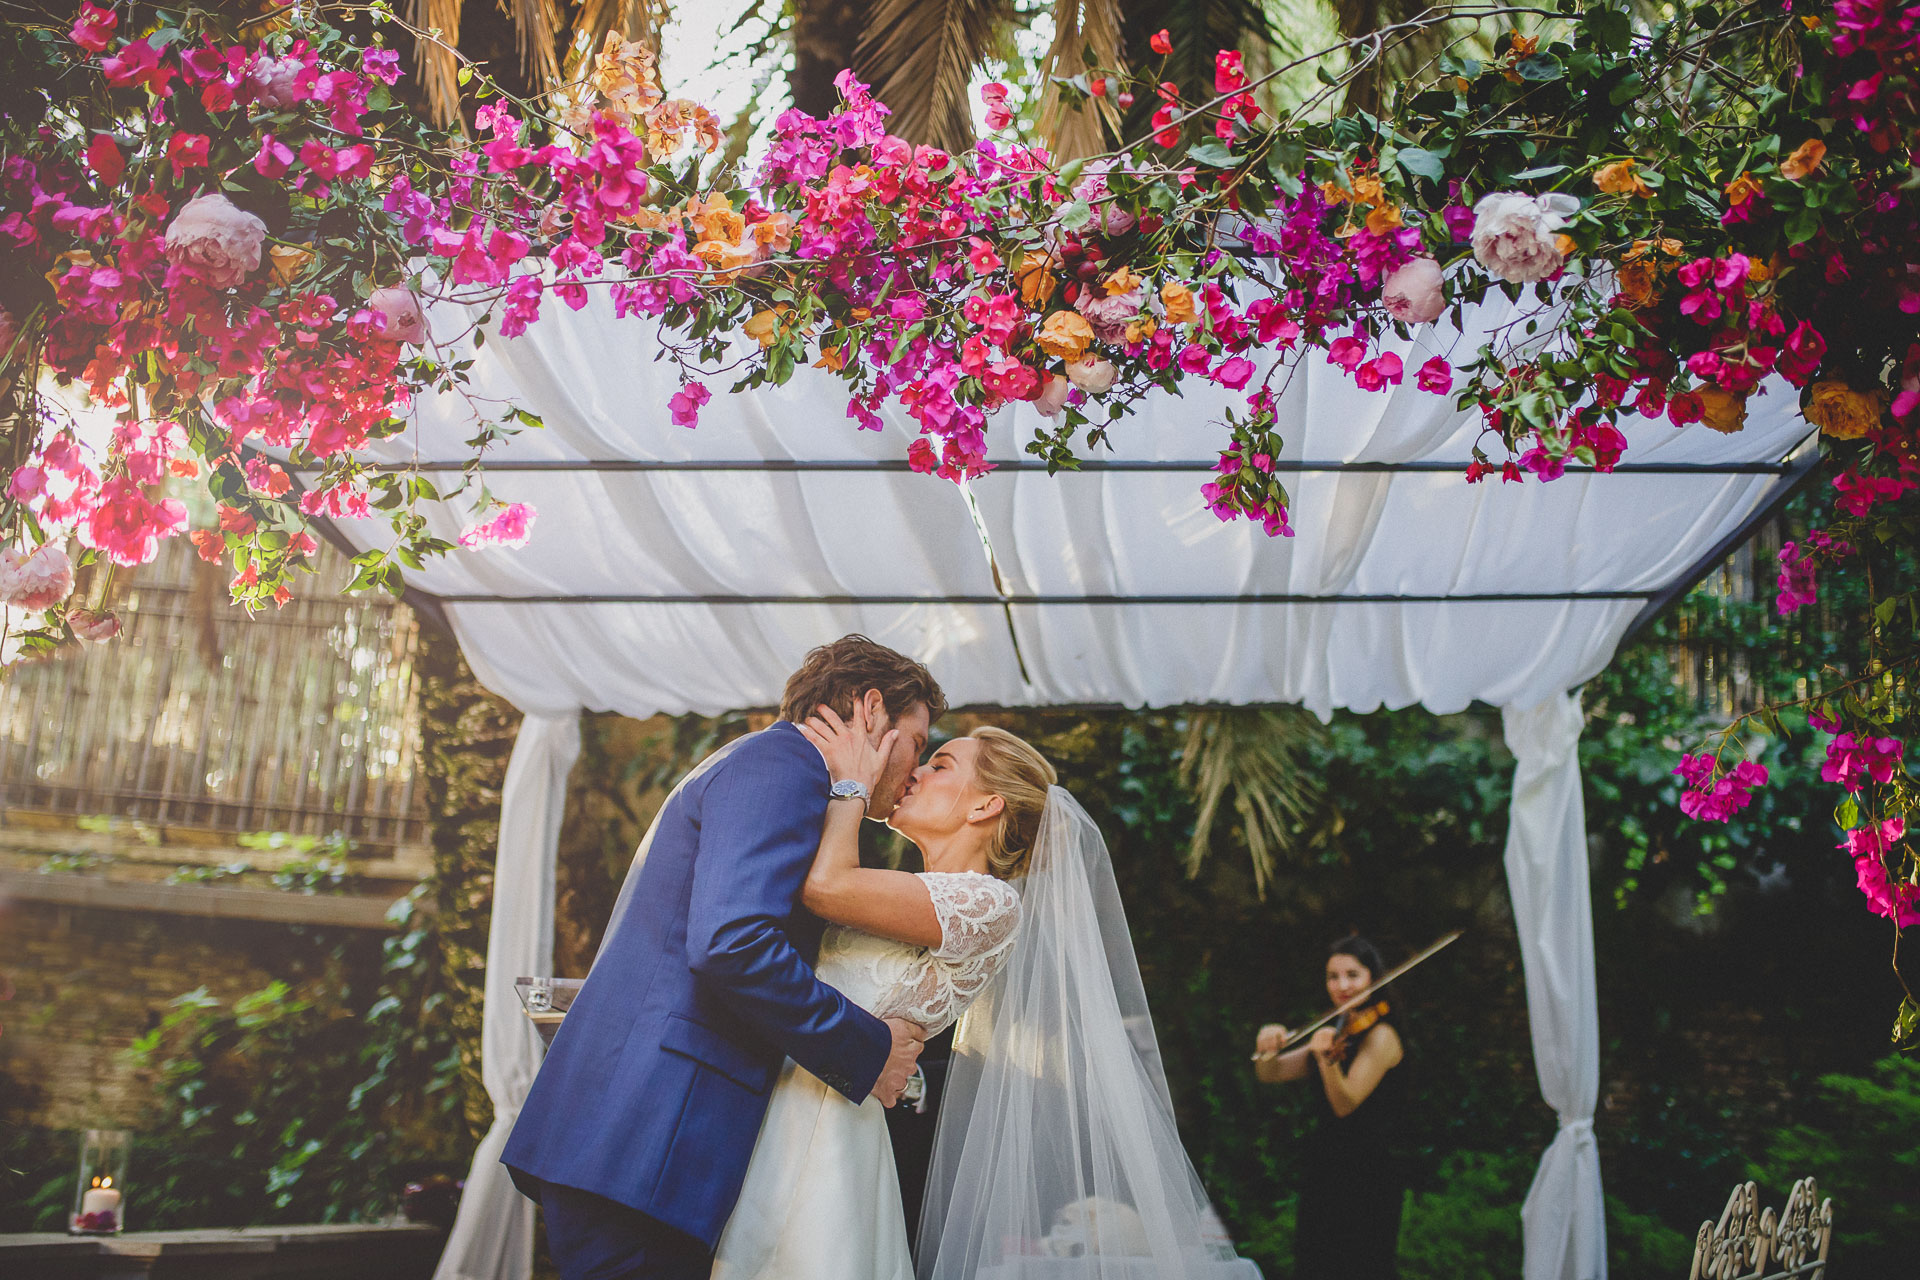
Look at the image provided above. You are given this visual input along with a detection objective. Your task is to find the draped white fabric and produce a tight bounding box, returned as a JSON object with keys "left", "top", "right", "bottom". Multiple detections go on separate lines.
{"left": 433, "top": 714, "right": 581, "bottom": 1280}
{"left": 315, "top": 286, "right": 1813, "bottom": 720}
{"left": 1503, "top": 695, "right": 1606, "bottom": 1280}
{"left": 318, "top": 290, "right": 1817, "bottom": 1280}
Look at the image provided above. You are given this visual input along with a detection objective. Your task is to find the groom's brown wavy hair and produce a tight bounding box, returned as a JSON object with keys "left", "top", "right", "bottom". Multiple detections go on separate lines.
{"left": 779, "top": 635, "right": 947, "bottom": 726}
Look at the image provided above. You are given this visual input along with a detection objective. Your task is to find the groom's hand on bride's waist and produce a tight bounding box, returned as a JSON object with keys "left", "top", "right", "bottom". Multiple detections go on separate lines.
{"left": 870, "top": 1018, "right": 927, "bottom": 1107}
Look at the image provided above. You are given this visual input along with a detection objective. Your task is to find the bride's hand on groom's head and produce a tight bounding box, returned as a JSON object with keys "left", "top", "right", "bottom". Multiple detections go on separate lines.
{"left": 798, "top": 702, "right": 895, "bottom": 792}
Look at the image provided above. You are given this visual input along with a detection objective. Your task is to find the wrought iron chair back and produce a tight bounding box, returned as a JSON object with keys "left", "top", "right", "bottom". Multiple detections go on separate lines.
{"left": 1689, "top": 1177, "right": 1833, "bottom": 1280}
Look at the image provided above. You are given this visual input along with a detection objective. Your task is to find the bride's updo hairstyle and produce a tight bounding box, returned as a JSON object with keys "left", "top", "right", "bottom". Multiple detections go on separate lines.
{"left": 968, "top": 727, "right": 1057, "bottom": 881}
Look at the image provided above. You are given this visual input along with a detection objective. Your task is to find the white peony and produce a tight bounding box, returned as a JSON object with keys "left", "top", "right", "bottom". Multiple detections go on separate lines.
{"left": 1469, "top": 192, "right": 1580, "bottom": 284}
{"left": 165, "top": 193, "right": 267, "bottom": 289}
{"left": 1033, "top": 374, "right": 1072, "bottom": 418}
{"left": 0, "top": 544, "right": 74, "bottom": 611}
{"left": 1064, "top": 355, "right": 1117, "bottom": 394}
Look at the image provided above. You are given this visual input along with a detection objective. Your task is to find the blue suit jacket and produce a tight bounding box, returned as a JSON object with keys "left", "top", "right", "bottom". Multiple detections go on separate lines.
{"left": 502, "top": 721, "right": 892, "bottom": 1247}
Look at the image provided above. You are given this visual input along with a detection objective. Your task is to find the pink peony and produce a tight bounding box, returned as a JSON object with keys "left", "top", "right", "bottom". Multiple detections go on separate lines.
{"left": 68, "top": 609, "right": 121, "bottom": 642}
{"left": 0, "top": 544, "right": 74, "bottom": 611}
{"left": 1065, "top": 356, "right": 1117, "bottom": 394}
{"left": 251, "top": 54, "right": 304, "bottom": 108}
{"left": 1074, "top": 287, "right": 1143, "bottom": 344}
{"left": 1033, "top": 374, "right": 1071, "bottom": 418}
{"left": 367, "top": 287, "right": 428, "bottom": 344}
{"left": 1470, "top": 192, "right": 1578, "bottom": 284}
{"left": 164, "top": 193, "right": 266, "bottom": 289}
{"left": 1382, "top": 258, "right": 1445, "bottom": 324}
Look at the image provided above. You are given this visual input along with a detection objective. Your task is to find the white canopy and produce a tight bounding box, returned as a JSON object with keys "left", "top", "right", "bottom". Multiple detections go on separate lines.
{"left": 327, "top": 289, "right": 1812, "bottom": 1280}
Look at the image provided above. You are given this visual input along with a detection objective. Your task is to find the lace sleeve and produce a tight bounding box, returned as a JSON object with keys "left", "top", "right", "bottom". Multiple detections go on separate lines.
{"left": 920, "top": 872, "right": 1023, "bottom": 963}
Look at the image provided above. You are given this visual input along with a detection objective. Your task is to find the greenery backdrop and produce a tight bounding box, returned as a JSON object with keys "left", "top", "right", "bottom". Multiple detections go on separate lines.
{"left": 4, "top": 492, "right": 1913, "bottom": 1274}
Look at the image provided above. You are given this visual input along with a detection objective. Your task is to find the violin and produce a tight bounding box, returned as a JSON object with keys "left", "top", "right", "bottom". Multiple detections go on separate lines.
{"left": 1325, "top": 998, "right": 1390, "bottom": 1060}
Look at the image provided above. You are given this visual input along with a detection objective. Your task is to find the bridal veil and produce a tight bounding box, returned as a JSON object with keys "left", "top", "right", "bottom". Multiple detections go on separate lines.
{"left": 918, "top": 786, "right": 1260, "bottom": 1279}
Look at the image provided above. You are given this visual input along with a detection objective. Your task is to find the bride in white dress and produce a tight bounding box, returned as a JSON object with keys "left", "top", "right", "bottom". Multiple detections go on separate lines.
{"left": 710, "top": 715, "right": 1049, "bottom": 1280}
{"left": 715, "top": 707, "right": 1264, "bottom": 1280}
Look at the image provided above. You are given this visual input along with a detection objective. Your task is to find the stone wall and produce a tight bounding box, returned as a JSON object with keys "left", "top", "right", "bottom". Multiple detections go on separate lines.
{"left": 0, "top": 896, "right": 358, "bottom": 1131}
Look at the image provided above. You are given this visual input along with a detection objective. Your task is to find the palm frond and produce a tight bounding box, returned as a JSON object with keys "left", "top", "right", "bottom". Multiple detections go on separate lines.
{"left": 506, "top": 0, "right": 565, "bottom": 89}
{"left": 856, "top": 0, "right": 1016, "bottom": 152}
{"left": 1036, "top": 0, "right": 1126, "bottom": 158}
{"left": 1180, "top": 706, "right": 1327, "bottom": 897}
{"left": 408, "top": 0, "right": 466, "bottom": 127}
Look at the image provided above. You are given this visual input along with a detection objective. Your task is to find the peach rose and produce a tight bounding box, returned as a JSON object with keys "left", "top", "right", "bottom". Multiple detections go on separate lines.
{"left": 1037, "top": 310, "right": 1095, "bottom": 361}
{"left": 1159, "top": 281, "right": 1197, "bottom": 325}
{"left": 68, "top": 608, "right": 121, "bottom": 642}
{"left": 1015, "top": 251, "right": 1058, "bottom": 308}
{"left": 1697, "top": 387, "right": 1750, "bottom": 434}
{"left": 1803, "top": 381, "right": 1884, "bottom": 439}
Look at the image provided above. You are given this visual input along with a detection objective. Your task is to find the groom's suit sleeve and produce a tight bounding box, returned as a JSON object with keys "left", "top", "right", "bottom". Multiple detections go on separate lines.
{"left": 686, "top": 728, "right": 893, "bottom": 1103}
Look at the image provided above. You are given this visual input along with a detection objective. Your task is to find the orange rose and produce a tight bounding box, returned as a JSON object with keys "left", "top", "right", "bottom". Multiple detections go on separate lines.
{"left": 752, "top": 211, "right": 795, "bottom": 249}
{"left": 1103, "top": 265, "right": 1143, "bottom": 297}
{"left": 1554, "top": 233, "right": 1577, "bottom": 258}
{"left": 744, "top": 307, "right": 784, "bottom": 349}
{"left": 1697, "top": 387, "right": 1750, "bottom": 434}
{"left": 1780, "top": 138, "right": 1827, "bottom": 182}
{"left": 1160, "top": 281, "right": 1197, "bottom": 324}
{"left": 1615, "top": 259, "right": 1660, "bottom": 310}
{"left": 1803, "top": 381, "right": 1885, "bottom": 439}
{"left": 1125, "top": 315, "right": 1158, "bottom": 344}
{"left": 1594, "top": 159, "right": 1653, "bottom": 198}
{"left": 1014, "top": 251, "right": 1058, "bottom": 307}
{"left": 1036, "top": 310, "right": 1095, "bottom": 360}
{"left": 268, "top": 243, "right": 313, "bottom": 286}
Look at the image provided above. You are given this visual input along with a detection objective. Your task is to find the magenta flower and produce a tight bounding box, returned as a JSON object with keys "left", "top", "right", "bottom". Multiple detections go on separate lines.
{"left": 70, "top": 2, "right": 116, "bottom": 53}
{"left": 1675, "top": 758, "right": 1768, "bottom": 822}
{"left": 361, "top": 47, "right": 402, "bottom": 85}
{"left": 254, "top": 134, "right": 293, "bottom": 178}
{"left": 1842, "top": 819, "right": 1919, "bottom": 926}
{"left": 1415, "top": 356, "right": 1453, "bottom": 394}
{"left": 1822, "top": 732, "right": 1905, "bottom": 791}
{"left": 670, "top": 381, "right": 712, "bottom": 428}
{"left": 458, "top": 502, "right": 537, "bottom": 550}
{"left": 1214, "top": 356, "right": 1255, "bottom": 390}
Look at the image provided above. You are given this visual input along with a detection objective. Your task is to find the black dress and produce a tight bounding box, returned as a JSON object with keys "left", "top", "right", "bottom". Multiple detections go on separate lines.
{"left": 1293, "top": 1016, "right": 1406, "bottom": 1280}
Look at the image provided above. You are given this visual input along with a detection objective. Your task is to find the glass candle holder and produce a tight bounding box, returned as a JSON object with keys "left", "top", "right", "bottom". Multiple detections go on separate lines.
{"left": 70, "top": 1128, "right": 132, "bottom": 1235}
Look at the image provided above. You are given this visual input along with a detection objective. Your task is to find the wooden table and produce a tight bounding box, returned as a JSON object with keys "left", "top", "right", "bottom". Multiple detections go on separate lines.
{"left": 0, "top": 1223, "right": 445, "bottom": 1279}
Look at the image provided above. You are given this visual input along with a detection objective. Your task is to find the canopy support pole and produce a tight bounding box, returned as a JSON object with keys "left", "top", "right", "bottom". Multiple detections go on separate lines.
{"left": 1502, "top": 693, "right": 1606, "bottom": 1280}
{"left": 432, "top": 713, "right": 582, "bottom": 1280}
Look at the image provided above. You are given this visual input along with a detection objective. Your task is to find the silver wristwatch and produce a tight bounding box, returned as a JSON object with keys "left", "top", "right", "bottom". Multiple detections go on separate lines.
{"left": 828, "top": 778, "right": 871, "bottom": 806}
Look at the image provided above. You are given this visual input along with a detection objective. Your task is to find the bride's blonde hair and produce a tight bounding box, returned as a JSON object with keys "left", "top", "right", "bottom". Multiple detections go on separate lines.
{"left": 968, "top": 727, "right": 1057, "bottom": 880}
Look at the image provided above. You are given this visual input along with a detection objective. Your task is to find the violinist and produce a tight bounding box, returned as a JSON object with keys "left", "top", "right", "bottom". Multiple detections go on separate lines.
{"left": 1254, "top": 934, "right": 1407, "bottom": 1280}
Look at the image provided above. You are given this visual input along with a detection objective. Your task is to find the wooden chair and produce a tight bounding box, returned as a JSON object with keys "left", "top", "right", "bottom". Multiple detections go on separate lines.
{"left": 1689, "top": 1178, "right": 1833, "bottom": 1280}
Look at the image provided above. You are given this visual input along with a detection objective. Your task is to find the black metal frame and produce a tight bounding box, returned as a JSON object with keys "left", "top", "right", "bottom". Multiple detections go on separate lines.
{"left": 298, "top": 458, "right": 1797, "bottom": 476}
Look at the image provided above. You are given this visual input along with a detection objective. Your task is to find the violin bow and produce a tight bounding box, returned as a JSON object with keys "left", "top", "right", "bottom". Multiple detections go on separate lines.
{"left": 1250, "top": 929, "right": 1464, "bottom": 1062}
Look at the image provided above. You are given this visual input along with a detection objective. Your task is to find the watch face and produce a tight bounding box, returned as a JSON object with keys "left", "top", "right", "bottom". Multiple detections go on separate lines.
{"left": 832, "top": 780, "right": 866, "bottom": 798}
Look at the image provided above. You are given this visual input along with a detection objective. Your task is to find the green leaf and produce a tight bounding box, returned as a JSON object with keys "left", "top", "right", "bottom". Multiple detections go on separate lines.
{"left": 1187, "top": 142, "right": 1239, "bottom": 169}
{"left": 1509, "top": 163, "right": 1570, "bottom": 181}
{"left": 1396, "top": 147, "right": 1447, "bottom": 183}
{"left": 1057, "top": 200, "right": 1093, "bottom": 232}
{"left": 1515, "top": 54, "right": 1564, "bottom": 81}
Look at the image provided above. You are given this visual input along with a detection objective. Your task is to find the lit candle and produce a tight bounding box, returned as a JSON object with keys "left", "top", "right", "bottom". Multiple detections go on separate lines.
{"left": 81, "top": 1176, "right": 121, "bottom": 1219}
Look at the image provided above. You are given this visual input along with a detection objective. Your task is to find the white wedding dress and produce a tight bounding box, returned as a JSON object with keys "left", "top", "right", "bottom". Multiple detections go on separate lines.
{"left": 710, "top": 870, "right": 1024, "bottom": 1280}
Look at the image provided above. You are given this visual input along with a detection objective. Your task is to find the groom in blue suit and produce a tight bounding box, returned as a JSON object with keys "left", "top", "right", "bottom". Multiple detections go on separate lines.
{"left": 504, "top": 636, "right": 945, "bottom": 1279}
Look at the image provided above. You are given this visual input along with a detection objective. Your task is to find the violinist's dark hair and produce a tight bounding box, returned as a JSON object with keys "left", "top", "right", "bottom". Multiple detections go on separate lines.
{"left": 1327, "top": 933, "right": 1388, "bottom": 985}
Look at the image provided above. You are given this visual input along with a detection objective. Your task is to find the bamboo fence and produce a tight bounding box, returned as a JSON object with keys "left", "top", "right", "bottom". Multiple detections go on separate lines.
{"left": 0, "top": 539, "right": 426, "bottom": 850}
